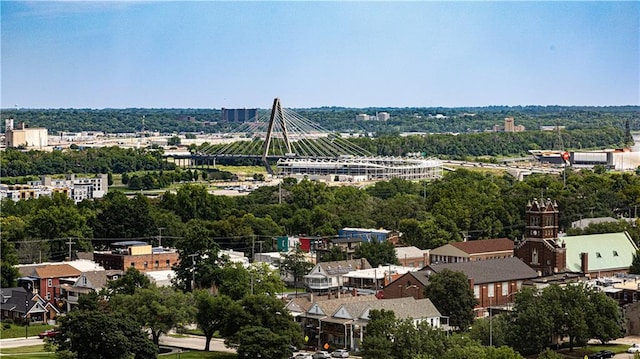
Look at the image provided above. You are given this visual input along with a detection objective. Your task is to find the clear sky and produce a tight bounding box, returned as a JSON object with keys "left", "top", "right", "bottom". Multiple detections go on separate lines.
{"left": 1, "top": 1, "right": 638, "bottom": 109}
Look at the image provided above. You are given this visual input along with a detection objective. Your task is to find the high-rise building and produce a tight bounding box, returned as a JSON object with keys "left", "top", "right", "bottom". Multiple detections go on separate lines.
{"left": 221, "top": 108, "right": 258, "bottom": 122}
{"left": 377, "top": 112, "right": 390, "bottom": 121}
{"left": 504, "top": 117, "right": 515, "bottom": 132}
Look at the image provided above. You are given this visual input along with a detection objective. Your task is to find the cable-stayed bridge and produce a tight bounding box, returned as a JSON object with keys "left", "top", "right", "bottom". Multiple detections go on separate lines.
{"left": 195, "top": 98, "right": 443, "bottom": 181}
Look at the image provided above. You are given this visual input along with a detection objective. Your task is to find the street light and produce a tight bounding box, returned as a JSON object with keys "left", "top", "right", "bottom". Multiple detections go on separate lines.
{"left": 25, "top": 297, "right": 29, "bottom": 339}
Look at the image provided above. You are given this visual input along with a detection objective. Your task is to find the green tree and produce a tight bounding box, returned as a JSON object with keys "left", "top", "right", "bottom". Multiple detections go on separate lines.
{"left": 586, "top": 289, "right": 623, "bottom": 344}
{"left": 630, "top": 249, "right": 640, "bottom": 274}
{"left": 506, "top": 287, "right": 553, "bottom": 354}
{"left": 54, "top": 309, "right": 156, "bottom": 359}
{"left": 537, "top": 349, "right": 564, "bottom": 359}
{"left": 194, "top": 291, "right": 239, "bottom": 351}
{"left": 354, "top": 240, "right": 398, "bottom": 267}
{"left": 424, "top": 269, "right": 477, "bottom": 331}
{"left": 107, "top": 267, "right": 151, "bottom": 295}
{"left": 279, "top": 246, "right": 314, "bottom": 294}
{"left": 320, "top": 246, "right": 347, "bottom": 262}
{"left": 111, "top": 286, "right": 194, "bottom": 346}
{"left": 1, "top": 237, "right": 20, "bottom": 288}
{"left": 361, "top": 309, "right": 396, "bottom": 359}
{"left": 469, "top": 315, "right": 508, "bottom": 347}
{"left": 233, "top": 326, "right": 293, "bottom": 359}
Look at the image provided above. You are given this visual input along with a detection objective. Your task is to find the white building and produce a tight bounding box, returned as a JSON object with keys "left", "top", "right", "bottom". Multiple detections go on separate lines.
{"left": 1, "top": 174, "right": 108, "bottom": 203}
{"left": 377, "top": 112, "right": 390, "bottom": 121}
{"left": 6, "top": 122, "right": 48, "bottom": 148}
{"left": 355, "top": 114, "right": 370, "bottom": 121}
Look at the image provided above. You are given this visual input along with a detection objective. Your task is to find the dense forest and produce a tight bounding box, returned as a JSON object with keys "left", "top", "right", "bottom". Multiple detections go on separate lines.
{"left": 2, "top": 106, "right": 638, "bottom": 134}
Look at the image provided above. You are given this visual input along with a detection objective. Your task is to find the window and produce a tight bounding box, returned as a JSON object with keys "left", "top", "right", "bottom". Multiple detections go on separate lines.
{"left": 502, "top": 282, "right": 508, "bottom": 296}
{"left": 474, "top": 285, "right": 480, "bottom": 299}
{"left": 166, "top": 260, "right": 170, "bottom": 268}
{"left": 143, "top": 261, "right": 148, "bottom": 269}
{"left": 613, "top": 251, "right": 619, "bottom": 257}
{"left": 596, "top": 252, "right": 602, "bottom": 258}
{"left": 488, "top": 283, "right": 494, "bottom": 298}
{"left": 155, "top": 260, "right": 159, "bottom": 268}
{"left": 46, "top": 292, "right": 51, "bottom": 300}
{"left": 532, "top": 248, "right": 539, "bottom": 265}
{"left": 130, "top": 262, "right": 135, "bottom": 267}
{"left": 47, "top": 279, "right": 52, "bottom": 287}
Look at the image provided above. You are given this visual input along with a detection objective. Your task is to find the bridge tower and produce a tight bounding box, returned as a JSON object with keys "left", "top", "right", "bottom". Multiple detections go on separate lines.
{"left": 262, "top": 98, "right": 292, "bottom": 174}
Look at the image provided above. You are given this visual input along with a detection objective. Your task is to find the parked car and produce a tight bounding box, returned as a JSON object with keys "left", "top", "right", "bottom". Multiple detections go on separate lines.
{"left": 628, "top": 343, "right": 640, "bottom": 353}
{"left": 292, "top": 354, "right": 312, "bottom": 359}
{"left": 331, "top": 349, "right": 350, "bottom": 358}
{"left": 38, "top": 329, "right": 60, "bottom": 339}
{"left": 312, "top": 351, "right": 331, "bottom": 359}
{"left": 588, "top": 350, "right": 615, "bottom": 359}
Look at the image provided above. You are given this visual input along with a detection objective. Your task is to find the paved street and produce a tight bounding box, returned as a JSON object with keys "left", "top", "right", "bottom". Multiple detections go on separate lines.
{"left": 158, "top": 333, "right": 235, "bottom": 353}
{"left": 0, "top": 337, "right": 44, "bottom": 349}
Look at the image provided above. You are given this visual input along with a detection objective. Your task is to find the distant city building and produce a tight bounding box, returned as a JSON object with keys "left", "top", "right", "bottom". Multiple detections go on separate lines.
{"left": 0, "top": 174, "right": 108, "bottom": 203}
{"left": 356, "top": 114, "right": 370, "bottom": 121}
{"left": 377, "top": 112, "right": 390, "bottom": 121}
{"left": 504, "top": 117, "right": 525, "bottom": 133}
{"left": 6, "top": 122, "right": 48, "bottom": 148}
{"left": 221, "top": 108, "right": 258, "bottom": 122}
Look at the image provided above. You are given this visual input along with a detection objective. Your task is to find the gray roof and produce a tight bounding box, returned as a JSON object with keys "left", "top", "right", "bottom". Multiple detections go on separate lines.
{"left": 318, "top": 259, "right": 372, "bottom": 275}
{"left": 368, "top": 297, "right": 441, "bottom": 320}
{"left": 424, "top": 257, "right": 538, "bottom": 284}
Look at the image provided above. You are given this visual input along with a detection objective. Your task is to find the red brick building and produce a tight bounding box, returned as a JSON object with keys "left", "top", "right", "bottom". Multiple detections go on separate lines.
{"left": 514, "top": 198, "right": 567, "bottom": 276}
{"left": 93, "top": 241, "right": 179, "bottom": 272}
{"left": 17, "top": 264, "right": 82, "bottom": 306}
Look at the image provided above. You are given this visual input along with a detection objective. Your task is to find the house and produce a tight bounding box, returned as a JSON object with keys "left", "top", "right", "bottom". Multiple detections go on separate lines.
{"left": 429, "top": 238, "right": 513, "bottom": 264}
{"left": 395, "top": 246, "right": 430, "bottom": 268}
{"left": 561, "top": 232, "right": 638, "bottom": 277}
{"left": 288, "top": 294, "right": 442, "bottom": 351}
{"left": 93, "top": 241, "right": 179, "bottom": 272}
{"left": 380, "top": 270, "right": 431, "bottom": 300}
{"left": 424, "top": 257, "right": 539, "bottom": 315}
{"left": 304, "top": 259, "right": 372, "bottom": 293}
{"left": 17, "top": 263, "right": 82, "bottom": 306}
{"left": 60, "top": 270, "right": 123, "bottom": 312}
{"left": 0, "top": 287, "right": 59, "bottom": 324}
{"left": 342, "top": 265, "right": 419, "bottom": 294}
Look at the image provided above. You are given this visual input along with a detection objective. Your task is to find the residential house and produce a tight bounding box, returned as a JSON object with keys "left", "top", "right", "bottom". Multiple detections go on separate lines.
{"left": 288, "top": 294, "right": 442, "bottom": 351}
{"left": 380, "top": 270, "right": 431, "bottom": 300}
{"left": 429, "top": 238, "right": 514, "bottom": 264}
{"left": 395, "top": 246, "right": 430, "bottom": 268}
{"left": 0, "top": 287, "right": 59, "bottom": 324}
{"left": 424, "top": 257, "right": 538, "bottom": 316}
{"left": 342, "top": 265, "right": 419, "bottom": 293}
{"left": 17, "top": 263, "right": 82, "bottom": 306}
{"left": 93, "top": 241, "right": 179, "bottom": 272}
{"left": 60, "top": 270, "right": 123, "bottom": 312}
{"left": 304, "top": 259, "right": 372, "bottom": 293}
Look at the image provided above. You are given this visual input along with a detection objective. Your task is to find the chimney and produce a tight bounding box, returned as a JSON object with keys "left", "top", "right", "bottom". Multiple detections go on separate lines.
{"left": 580, "top": 253, "right": 589, "bottom": 274}
{"left": 360, "top": 258, "right": 366, "bottom": 269}
{"left": 423, "top": 252, "right": 430, "bottom": 267}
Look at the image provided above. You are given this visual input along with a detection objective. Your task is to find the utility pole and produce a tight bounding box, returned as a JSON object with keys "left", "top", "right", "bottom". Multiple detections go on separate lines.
{"left": 188, "top": 253, "right": 198, "bottom": 291}
{"left": 157, "top": 227, "right": 165, "bottom": 247}
{"left": 65, "top": 238, "right": 75, "bottom": 261}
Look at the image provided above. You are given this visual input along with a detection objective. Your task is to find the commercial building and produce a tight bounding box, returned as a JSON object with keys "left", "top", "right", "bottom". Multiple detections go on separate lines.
{"left": 93, "top": 241, "right": 179, "bottom": 273}
{"left": 429, "top": 238, "right": 514, "bottom": 264}
{"left": 0, "top": 174, "right": 109, "bottom": 203}
{"left": 221, "top": 108, "right": 258, "bottom": 122}
{"left": 5, "top": 122, "right": 48, "bottom": 148}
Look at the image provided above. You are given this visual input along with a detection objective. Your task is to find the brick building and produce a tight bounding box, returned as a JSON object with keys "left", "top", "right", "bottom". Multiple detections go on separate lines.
{"left": 514, "top": 198, "right": 567, "bottom": 276}
{"left": 93, "top": 241, "right": 179, "bottom": 272}
{"left": 429, "top": 238, "right": 514, "bottom": 264}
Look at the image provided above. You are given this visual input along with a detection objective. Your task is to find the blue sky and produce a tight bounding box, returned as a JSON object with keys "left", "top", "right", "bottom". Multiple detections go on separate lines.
{"left": 1, "top": 1, "right": 638, "bottom": 109}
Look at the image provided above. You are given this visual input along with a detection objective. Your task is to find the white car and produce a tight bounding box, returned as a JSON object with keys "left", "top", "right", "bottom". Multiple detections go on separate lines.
{"left": 331, "top": 349, "right": 350, "bottom": 358}
{"left": 292, "top": 354, "right": 312, "bottom": 359}
{"left": 628, "top": 343, "right": 640, "bottom": 353}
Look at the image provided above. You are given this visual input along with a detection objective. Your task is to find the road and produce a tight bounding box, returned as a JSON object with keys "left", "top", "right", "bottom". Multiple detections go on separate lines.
{"left": 158, "top": 333, "right": 235, "bottom": 353}
{"left": 0, "top": 336, "right": 44, "bottom": 349}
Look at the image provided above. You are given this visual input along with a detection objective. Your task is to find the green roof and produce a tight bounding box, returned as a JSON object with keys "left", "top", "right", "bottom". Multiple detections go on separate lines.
{"left": 562, "top": 232, "right": 638, "bottom": 273}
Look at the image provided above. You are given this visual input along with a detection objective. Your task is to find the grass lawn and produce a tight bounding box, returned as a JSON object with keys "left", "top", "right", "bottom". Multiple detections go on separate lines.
{"left": 0, "top": 345, "right": 54, "bottom": 358}
{"left": 0, "top": 324, "right": 53, "bottom": 339}
{"left": 160, "top": 351, "right": 236, "bottom": 358}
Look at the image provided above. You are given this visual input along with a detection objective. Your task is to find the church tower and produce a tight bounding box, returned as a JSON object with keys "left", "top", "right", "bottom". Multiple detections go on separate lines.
{"left": 515, "top": 198, "right": 567, "bottom": 276}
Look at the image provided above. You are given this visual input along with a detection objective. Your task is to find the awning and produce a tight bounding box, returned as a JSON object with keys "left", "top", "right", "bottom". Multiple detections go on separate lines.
{"left": 603, "top": 287, "right": 623, "bottom": 293}
{"left": 320, "top": 317, "right": 353, "bottom": 325}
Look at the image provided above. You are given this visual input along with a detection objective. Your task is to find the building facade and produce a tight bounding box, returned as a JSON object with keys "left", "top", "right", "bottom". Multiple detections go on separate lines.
{"left": 514, "top": 198, "right": 567, "bottom": 276}
{"left": 93, "top": 241, "right": 179, "bottom": 273}
{"left": 6, "top": 122, "right": 48, "bottom": 148}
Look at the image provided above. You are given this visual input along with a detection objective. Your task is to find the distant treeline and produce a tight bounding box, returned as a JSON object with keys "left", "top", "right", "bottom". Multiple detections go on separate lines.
{"left": 2, "top": 106, "right": 638, "bottom": 134}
